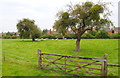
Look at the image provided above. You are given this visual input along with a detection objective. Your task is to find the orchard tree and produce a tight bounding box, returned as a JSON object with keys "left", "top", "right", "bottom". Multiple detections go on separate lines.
{"left": 17, "top": 18, "right": 41, "bottom": 41}
{"left": 55, "top": 1, "right": 113, "bottom": 51}
{"left": 53, "top": 12, "right": 69, "bottom": 39}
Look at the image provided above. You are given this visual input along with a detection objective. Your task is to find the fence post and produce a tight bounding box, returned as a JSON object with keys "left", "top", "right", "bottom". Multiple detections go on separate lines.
{"left": 65, "top": 57, "right": 67, "bottom": 72}
{"left": 38, "top": 49, "right": 42, "bottom": 68}
{"left": 101, "top": 54, "right": 108, "bottom": 76}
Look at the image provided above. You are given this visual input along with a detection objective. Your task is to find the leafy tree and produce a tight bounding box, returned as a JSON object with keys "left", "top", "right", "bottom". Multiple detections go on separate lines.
{"left": 55, "top": 1, "right": 113, "bottom": 51}
{"left": 6, "top": 32, "right": 13, "bottom": 36}
{"left": 42, "top": 29, "right": 48, "bottom": 35}
{"left": 53, "top": 12, "right": 69, "bottom": 39}
{"left": 16, "top": 18, "right": 41, "bottom": 41}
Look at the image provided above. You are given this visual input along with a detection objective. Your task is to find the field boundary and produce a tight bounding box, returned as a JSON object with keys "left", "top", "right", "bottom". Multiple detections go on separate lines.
{"left": 37, "top": 49, "right": 111, "bottom": 76}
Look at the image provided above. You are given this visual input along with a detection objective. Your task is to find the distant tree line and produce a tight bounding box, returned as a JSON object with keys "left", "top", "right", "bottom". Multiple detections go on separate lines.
{"left": 2, "top": 30, "right": 120, "bottom": 39}
{"left": 1, "top": 32, "right": 19, "bottom": 39}
{"left": 41, "top": 30, "right": 120, "bottom": 39}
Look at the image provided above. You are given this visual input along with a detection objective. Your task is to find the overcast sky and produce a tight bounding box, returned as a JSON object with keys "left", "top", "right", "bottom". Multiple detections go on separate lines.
{"left": 0, "top": 0, "right": 119, "bottom": 32}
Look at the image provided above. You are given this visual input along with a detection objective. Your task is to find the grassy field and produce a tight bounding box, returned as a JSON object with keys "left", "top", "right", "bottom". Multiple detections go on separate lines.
{"left": 0, "top": 39, "right": 2, "bottom": 77}
{"left": 2, "top": 39, "right": 119, "bottom": 76}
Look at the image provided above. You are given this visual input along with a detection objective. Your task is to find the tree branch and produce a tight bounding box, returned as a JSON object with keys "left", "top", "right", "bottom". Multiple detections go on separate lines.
{"left": 81, "top": 27, "right": 92, "bottom": 35}
{"left": 69, "top": 25, "right": 77, "bottom": 34}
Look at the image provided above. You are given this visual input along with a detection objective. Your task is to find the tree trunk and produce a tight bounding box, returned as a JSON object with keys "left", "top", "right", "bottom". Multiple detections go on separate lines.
{"left": 75, "top": 39, "right": 81, "bottom": 51}
{"left": 32, "top": 38, "right": 35, "bottom": 41}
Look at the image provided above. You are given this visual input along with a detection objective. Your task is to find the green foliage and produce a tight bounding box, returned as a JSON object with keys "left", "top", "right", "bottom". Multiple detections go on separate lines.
{"left": 41, "top": 34, "right": 76, "bottom": 39}
{"left": 2, "top": 35, "right": 19, "bottom": 39}
{"left": 42, "top": 29, "right": 48, "bottom": 35}
{"left": 96, "top": 30, "right": 109, "bottom": 39}
{"left": 90, "top": 4, "right": 103, "bottom": 14}
{"left": 53, "top": 12, "right": 70, "bottom": 37}
{"left": 109, "top": 33, "right": 120, "bottom": 39}
{"left": 2, "top": 32, "right": 120, "bottom": 39}
{"left": 84, "top": 2, "right": 93, "bottom": 9}
{"left": 6, "top": 32, "right": 14, "bottom": 36}
{"left": 54, "top": 1, "right": 113, "bottom": 46}
{"left": 41, "top": 34, "right": 63, "bottom": 39}
{"left": 16, "top": 18, "right": 41, "bottom": 40}
{"left": 81, "top": 34, "right": 87, "bottom": 39}
{"left": 31, "top": 26, "right": 41, "bottom": 39}
{"left": 41, "top": 32, "right": 120, "bottom": 39}
{"left": 88, "top": 31, "right": 97, "bottom": 36}
{"left": 61, "top": 12, "right": 69, "bottom": 19}
{"left": 84, "top": 33, "right": 95, "bottom": 39}
{"left": 65, "top": 33, "right": 76, "bottom": 39}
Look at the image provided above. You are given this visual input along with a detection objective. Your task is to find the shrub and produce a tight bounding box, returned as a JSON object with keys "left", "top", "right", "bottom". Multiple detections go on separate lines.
{"left": 88, "top": 31, "right": 97, "bottom": 36}
{"left": 81, "top": 34, "right": 87, "bottom": 39}
{"left": 109, "top": 33, "right": 120, "bottom": 39}
{"left": 96, "top": 30, "right": 109, "bottom": 39}
{"left": 2, "top": 35, "right": 19, "bottom": 39}
{"left": 41, "top": 34, "right": 63, "bottom": 39}
{"left": 56, "top": 34, "right": 63, "bottom": 39}
{"left": 11, "top": 36, "right": 18, "bottom": 39}
{"left": 85, "top": 33, "right": 95, "bottom": 39}
{"left": 65, "top": 33, "right": 76, "bottom": 39}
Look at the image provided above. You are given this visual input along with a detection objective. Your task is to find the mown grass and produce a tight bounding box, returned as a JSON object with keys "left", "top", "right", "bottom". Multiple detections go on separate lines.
{"left": 0, "top": 39, "right": 2, "bottom": 77}
{"left": 2, "top": 39, "right": 119, "bottom": 76}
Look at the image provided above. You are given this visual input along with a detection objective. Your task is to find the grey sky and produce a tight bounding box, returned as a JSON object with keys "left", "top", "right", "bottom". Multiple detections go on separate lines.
{"left": 0, "top": 0, "right": 119, "bottom": 32}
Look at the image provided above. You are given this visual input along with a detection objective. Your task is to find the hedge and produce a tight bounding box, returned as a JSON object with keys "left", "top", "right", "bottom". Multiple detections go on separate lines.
{"left": 2, "top": 32, "right": 120, "bottom": 39}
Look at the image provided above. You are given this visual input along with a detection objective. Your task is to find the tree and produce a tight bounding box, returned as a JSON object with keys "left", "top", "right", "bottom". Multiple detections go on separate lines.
{"left": 42, "top": 29, "right": 48, "bottom": 35}
{"left": 53, "top": 12, "right": 69, "bottom": 39}
{"left": 55, "top": 1, "right": 113, "bottom": 51}
{"left": 16, "top": 18, "right": 41, "bottom": 41}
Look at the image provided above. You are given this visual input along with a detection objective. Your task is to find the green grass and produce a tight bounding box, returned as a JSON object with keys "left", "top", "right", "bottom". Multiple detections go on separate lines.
{"left": 2, "top": 39, "right": 119, "bottom": 76}
{"left": 0, "top": 39, "right": 2, "bottom": 77}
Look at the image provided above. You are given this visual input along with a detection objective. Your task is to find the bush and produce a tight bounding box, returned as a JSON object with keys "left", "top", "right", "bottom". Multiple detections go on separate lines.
{"left": 81, "top": 34, "right": 87, "bottom": 39}
{"left": 88, "top": 31, "right": 97, "bottom": 36}
{"left": 81, "top": 33, "right": 95, "bottom": 39}
{"left": 41, "top": 34, "right": 63, "bottom": 39}
{"left": 2, "top": 35, "right": 19, "bottom": 39}
{"left": 85, "top": 33, "right": 95, "bottom": 39}
{"left": 40, "top": 31, "right": 120, "bottom": 39}
{"left": 65, "top": 33, "right": 76, "bottom": 39}
{"left": 2, "top": 36, "right": 10, "bottom": 39}
{"left": 96, "top": 30, "right": 109, "bottom": 39}
{"left": 11, "top": 36, "right": 19, "bottom": 39}
{"left": 109, "top": 33, "right": 120, "bottom": 39}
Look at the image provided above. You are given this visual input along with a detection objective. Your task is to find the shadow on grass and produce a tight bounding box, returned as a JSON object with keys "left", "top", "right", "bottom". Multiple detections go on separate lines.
{"left": 16, "top": 39, "right": 46, "bottom": 42}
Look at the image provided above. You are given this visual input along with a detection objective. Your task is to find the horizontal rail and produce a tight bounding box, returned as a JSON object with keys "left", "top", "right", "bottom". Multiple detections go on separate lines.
{"left": 42, "top": 53, "right": 120, "bottom": 67}
{"left": 66, "top": 59, "right": 101, "bottom": 65}
{"left": 107, "top": 64, "right": 120, "bottom": 67}
{"left": 42, "top": 61, "right": 101, "bottom": 70}
{"left": 43, "top": 68, "right": 86, "bottom": 76}
{"left": 43, "top": 57, "right": 102, "bottom": 66}
{"left": 42, "top": 64, "right": 101, "bottom": 75}
{"left": 41, "top": 53, "right": 106, "bottom": 61}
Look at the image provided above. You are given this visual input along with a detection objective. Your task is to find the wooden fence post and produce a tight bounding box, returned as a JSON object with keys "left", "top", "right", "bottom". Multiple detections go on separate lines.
{"left": 101, "top": 54, "right": 108, "bottom": 76}
{"left": 65, "top": 57, "right": 67, "bottom": 72}
{"left": 38, "top": 49, "right": 42, "bottom": 68}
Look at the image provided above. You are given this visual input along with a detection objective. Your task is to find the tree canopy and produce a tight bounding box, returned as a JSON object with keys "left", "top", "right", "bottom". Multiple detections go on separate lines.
{"left": 16, "top": 18, "right": 41, "bottom": 41}
{"left": 54, "top": 1, "right": 113, "bottom": 51}
{"left": 53, "top": 12, "right": 70, "bottom": 39}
